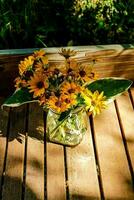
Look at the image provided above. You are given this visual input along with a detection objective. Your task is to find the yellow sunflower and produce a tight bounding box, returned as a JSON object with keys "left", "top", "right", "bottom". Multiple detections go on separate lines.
{"left": 61, "top": 81, "right": 81, "bottom": 95}
{"left": 59, "top": 48, "right": 77, "bottom": 59}
{"left": 14, "top": 77, "right": 27, "bottom": 89}
{"left": 33, "top": 49, "right": 46, "bottom": 59}
{"left": 65, "top": 59, "right": 77, "bottom": 78}
{"left": 41, "top": 56, "right": 48, "bottom": 65}
{"left": 35, "top": 57, "right": 49, "bottom": 72}
{"left": 81, "top": 89, "right": 107, "bottom": 116}
{"left": 34, "top": 62, "right": 44, "bottom": 72}
{"left": 19, "top": 56, "right": 34, "bottom": 76}
{"left": 28, "top": 73, "right": 48, "bottom": 98}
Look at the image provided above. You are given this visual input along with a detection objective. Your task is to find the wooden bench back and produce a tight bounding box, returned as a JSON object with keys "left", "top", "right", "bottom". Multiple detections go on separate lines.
{"left": 0, "top": 44, "right": 134, "bottom": 96}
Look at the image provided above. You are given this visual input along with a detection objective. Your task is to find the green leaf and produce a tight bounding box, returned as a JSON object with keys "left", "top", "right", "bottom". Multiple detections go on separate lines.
{"left": 2, "top": 88, "right": 37, "bottom": 108}
{"left": 87, "top": 78, "right": 133, "bottom": 101}
{"left": 58, "top": 109, "right": 71, "bottom": 122}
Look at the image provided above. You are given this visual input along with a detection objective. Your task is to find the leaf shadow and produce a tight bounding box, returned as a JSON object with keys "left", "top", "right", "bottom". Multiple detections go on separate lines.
{"left": 0, "top": 103, "right": 45, "bottom": 143}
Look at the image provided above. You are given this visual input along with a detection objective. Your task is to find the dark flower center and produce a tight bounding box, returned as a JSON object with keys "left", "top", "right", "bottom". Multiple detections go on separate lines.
{"left": 54, "top": 68, "right": 60, "bottom": 75}
{"left": 37, "top": 81, "right": 44, "bottom": 89}
{"left": 19, "top": 83, "right": 24, "bottom": 88}
{"left": 67, "top": 68, "right": 73, "bottom": 73}
{"left": 33, "top": 60, "right": 39, "bottom": 69}
{"left": 24, "top": 70, "right": 33, "bottom": 78}
{"left": 45, "top": 91, "right": 51, "bottom": 99}
{"left": 65, "top": 98, "right": 70, "bottom": 104}
{"left": 92, "top": 100, "right": 96, "bottom": 106}
{"left": 79, "top": 70, "right": 86, "bottom": 77}
{"left": 68, "top": 88, "right": 75, "bottom": 93}
{"left": 89, "top": 72, "right": 95, "bottom": 78}
{"left": 55, "top": 101, "right": 62, "bottom": 107}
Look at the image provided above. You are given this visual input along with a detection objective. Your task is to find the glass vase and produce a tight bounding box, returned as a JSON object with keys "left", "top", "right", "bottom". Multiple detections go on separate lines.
{"left": 46, "top": 107, "right": 87, "bottom": 146}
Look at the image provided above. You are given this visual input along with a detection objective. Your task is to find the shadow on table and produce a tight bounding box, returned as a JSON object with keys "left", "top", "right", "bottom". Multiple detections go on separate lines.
{"left": 0, "top": 104, "right": 44, "bottom": 143}
{"left": 0, "top": 175, "right": 38, "bottom": 200}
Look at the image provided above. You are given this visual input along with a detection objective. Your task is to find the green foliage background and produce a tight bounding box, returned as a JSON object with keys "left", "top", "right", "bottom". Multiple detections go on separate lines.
{"left": 0, "top": 0, "right": 134, "bottom": 49}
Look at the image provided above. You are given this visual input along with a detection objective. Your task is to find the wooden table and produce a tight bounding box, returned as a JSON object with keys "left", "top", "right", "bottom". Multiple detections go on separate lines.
{"left": 0, "top": 45, "right": 134, "bottom": 199}
{"left": 0, "top": 87, "right": 134, "bottom": 200}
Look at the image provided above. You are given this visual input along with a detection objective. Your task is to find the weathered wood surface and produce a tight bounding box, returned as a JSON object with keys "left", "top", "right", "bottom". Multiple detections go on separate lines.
{"left": 66, "top": 114, "right": 100, "bottom": 200}
{"left": 24, "top": 104, "right": 44, "bottom": 200}
{"left": 0, "top": 44, "right": 134, "bottom": 96}
{"left": 0, "top": 87, "right": 134, "bottom": 200}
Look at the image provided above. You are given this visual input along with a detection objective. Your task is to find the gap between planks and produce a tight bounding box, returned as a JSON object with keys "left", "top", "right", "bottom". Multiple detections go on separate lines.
{"left": 89, "top": 115, "right": 105, "bottom": 200}
{"left": 114, "top": 100, "right": 134, "bottom": 186}
{"left": 114, "top": 87, "right": 134, "bottom": 186}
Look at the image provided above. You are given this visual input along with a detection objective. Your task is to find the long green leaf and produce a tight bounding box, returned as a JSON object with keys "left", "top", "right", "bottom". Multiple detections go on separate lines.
{"left": 58, "top": 109, "right": 71, "bottom": 121}
{"left": 87, "top": 78, "right": 132, "bottom": 101}
{"left": 2, "top": 88, "right": 37, "bottom": 107}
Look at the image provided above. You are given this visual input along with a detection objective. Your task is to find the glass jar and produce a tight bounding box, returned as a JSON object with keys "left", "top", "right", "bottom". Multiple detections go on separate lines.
{"left": 46, "top": 107, "right": 87, "bottom": 146}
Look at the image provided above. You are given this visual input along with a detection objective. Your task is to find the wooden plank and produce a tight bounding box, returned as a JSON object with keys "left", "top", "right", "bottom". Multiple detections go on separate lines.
{"left": 94, "top": 62, "right": 134, "bottom": 80}
{"left": 0, "top": 99, "right": 9, "bottom": 192}
{"left": 67, "top": 113, "right": 100, "bottom": 199}
{"left": 115, "top": 91, "right": 134, "bottom": 175}
{"left": 47, "top": 143, "right": 66, "bottom": 200}
{"left": 93, "top": 102, "right": 134, "bottom": 199}
{"left": 46, "top": 110, "right": 66, "bottom": 200}
{"left": 24, "top": 103, "right": 44, "bottom": 200}
{"left": 2, "top": 105, "right": 26, "bottom": 200}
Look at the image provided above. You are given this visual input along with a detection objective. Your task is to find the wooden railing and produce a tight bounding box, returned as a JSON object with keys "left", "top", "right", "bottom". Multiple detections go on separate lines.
{"left": 0, "top": 44, "right": 134, "bottom": 96}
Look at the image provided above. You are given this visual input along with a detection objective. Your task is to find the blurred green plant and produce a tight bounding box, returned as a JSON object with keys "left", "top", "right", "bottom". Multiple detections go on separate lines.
{"left": 0, "top": 0, "right": 134, "bottom": 49}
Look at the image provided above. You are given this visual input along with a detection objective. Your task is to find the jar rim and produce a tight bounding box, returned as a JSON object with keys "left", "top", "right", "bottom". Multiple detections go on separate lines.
{"left": 49, "top": 106, "right": 85, "bottom": 115}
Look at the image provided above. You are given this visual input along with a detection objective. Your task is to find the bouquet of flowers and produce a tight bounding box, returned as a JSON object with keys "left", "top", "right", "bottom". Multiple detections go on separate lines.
{"left": 3, "top": 48, "right": 132, "bottom": 146}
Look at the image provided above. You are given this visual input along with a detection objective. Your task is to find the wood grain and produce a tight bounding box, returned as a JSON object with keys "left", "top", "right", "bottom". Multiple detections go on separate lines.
{"left": 47, "top": 143, "right": 66, "bottom": 200}
{"left": 93, "top": 102, "right": 134, "bottom": 199}
{"left": 67, "top": 113, "right": 100, "bottom": 200}
{"left": 0, "top": 87, "right": 134, "bottom": 199}
{"left": 24, "top": 103, "right": 44, "bottom": 200}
